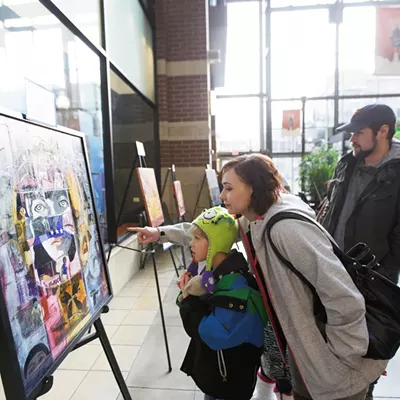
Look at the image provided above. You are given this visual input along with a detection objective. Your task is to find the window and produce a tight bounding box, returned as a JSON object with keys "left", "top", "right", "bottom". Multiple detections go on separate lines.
{"left": 273, "top": 157, "right": 302, "bottom": 195}
{"left": 272, "top": 100, "right": 303, "bottom": 153}
{"left": 48, "top": 0, "right": 102, "bottom": 46}
{"left": 339, "top": 6, "right": 400, "bottom": 96}
{"left": 217, "top": 1, "right": 261, "bottom": 95}
{"left": 271, "top": 0, "right": 335, "bottom": 6}
{"left": 270, "top": 9, "right": 335, "bottom": 99}
{"left": 215, "top": 97, "right": 261, "bottom": 152}
{"left": 339, "top": 98, "right": 400, "bottom": 127}
{"left": 271, "top": 100, "right": 334, "bottom": 153}
{"left": 0, "top": 0, "right": 107, "bottom": 244}
{"left": 110, "top": 69, "right": 155, "bottom": 239}
{"left": 304, "top": 100, "right": 334, "bottom": 151}
{"left": 105, "top": 0, "right": 155, "bottom": 101}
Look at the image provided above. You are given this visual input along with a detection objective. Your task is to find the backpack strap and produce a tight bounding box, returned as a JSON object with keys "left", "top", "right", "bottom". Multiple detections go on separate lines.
{"left": 265, "top": 211, "right": 344, "bottom": 300}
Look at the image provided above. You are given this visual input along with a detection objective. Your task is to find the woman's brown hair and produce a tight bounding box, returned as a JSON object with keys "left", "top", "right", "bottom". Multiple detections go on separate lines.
{"left": 220, "top": 154, "right": 283, "bottom": 216}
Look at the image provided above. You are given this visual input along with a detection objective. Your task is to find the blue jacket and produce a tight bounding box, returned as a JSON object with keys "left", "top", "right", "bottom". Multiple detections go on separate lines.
{"left": 178, "top": 250, "right": 265, "bottom": 400}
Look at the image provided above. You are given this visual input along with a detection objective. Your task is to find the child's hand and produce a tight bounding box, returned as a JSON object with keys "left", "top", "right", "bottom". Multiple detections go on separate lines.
{"left": 177, "top": 271, "right": 191, "bottom": 290}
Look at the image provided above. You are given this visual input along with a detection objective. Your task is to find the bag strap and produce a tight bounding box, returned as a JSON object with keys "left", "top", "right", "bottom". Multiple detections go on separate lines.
{"left": 265, "top": 211, "right": 345, "bottom": 293}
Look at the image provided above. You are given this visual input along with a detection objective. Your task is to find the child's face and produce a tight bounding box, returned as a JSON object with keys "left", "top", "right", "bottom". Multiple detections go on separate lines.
{"left": 189, "top": 228, "right": 208, "bottom": 262}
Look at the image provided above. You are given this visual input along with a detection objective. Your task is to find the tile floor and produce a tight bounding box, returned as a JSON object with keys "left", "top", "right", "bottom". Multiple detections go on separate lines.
{"left": 10, "top": 250, "right": 400, "bottom": 400}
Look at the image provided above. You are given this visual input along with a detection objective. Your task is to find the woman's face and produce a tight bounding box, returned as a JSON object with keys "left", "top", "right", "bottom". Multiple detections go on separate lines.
{"left": 220, "top": 168, "right": 253, "bottom": 215}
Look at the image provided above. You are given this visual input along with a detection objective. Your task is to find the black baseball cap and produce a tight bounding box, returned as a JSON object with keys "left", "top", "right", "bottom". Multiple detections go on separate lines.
{"left": 336, "top": 104, "right": 396, "bottom": 133}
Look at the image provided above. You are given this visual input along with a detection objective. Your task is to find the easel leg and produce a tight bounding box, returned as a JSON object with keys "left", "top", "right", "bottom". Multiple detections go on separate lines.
{"left": 180, "top": 246, "right": 187, "bottom": 270}
{"left": 150, "top": 246, "right": 172, "bottom": 372}
{"left": 192, "top": 173, "right": 206, "bottom": 218}
{"left": 139, "top": 243, "right": 148, "bottom": 269}
{"left": 169, "top": 248, "right": 180, "bottom": 278}
{"left": 94, "top": 319, "right": 132, "bottom": 400}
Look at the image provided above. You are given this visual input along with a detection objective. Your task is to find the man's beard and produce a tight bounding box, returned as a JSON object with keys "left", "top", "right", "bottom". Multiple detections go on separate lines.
{"left": 354, "top": 137, "right": 377, "bottom": 160}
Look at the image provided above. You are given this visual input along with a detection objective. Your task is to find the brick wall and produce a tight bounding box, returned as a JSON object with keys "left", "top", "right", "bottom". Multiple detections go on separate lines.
{"left": 155, "top": 0, "right": 211, "bottom": 169}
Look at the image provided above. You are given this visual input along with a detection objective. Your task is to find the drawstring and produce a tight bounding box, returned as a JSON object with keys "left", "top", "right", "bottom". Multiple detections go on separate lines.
{"left": 217, "top": 350, "right": 227, "bottom": 382}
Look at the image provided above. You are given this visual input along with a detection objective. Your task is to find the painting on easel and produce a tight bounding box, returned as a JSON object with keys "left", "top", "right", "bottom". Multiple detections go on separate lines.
{"left": 173, "top": 181, "right": 186, "bottom": 218}
{"left": 205, "top": 169, "right": 222, "bottom": 206}
{"left": 0, "top": 114, "right": 112, "bottom": 400}
{"left": 136, "top": 168, "right": 164, "bottom": 227}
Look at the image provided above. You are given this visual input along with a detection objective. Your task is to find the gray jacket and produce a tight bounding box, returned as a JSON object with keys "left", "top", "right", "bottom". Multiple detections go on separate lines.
{"left": 159, "top": 194, "right": 386, "bottom": 399}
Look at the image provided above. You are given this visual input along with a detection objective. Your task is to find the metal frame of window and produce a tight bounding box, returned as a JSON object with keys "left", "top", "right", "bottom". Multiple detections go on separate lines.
{"left": 38, "top": 0, "right": 158, "bottom": 245}
{"left": 216, "top": 0, "right": 400, "bottom": 162}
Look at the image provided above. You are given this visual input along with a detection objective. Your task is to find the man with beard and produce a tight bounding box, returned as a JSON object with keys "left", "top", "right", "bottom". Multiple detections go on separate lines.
{"left": 318, "top": 104, "right": 400, "bottom": 400}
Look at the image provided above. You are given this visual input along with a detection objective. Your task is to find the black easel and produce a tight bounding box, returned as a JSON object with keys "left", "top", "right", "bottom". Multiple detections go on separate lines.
{"left": 160, "top": 164, "right": 187, "bottom": 273}
{"left": 32, "top": 306, "right": 132, "bottom": 400}
{"left": 192, "top": 166, "right": 223, "bottom": 218}
{"left": 192, "top": 171, "right": 207, "bottom": 218}
{"left": 106, "top": 144, "right": 172, "bottom": 373}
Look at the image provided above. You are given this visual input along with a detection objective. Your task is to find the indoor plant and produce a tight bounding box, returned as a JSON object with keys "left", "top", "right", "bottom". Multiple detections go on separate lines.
{"left": 299, "top": 146, "right": 339, "bottom": 205}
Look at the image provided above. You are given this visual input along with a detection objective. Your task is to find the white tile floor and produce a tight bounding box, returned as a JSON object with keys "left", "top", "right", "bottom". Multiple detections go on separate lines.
{"left": 5, "top": 249, "right": 400, "bottom": 400}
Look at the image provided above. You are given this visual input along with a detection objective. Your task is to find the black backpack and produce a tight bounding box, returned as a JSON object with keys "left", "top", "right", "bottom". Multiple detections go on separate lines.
{"left": 266, "top": 211, "right": 400, "bottom": 361}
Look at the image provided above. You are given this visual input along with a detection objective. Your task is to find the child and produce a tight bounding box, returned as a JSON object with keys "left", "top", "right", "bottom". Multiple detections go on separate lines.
{"left": 177, "top": 207, "right": 267, "bottom": 400}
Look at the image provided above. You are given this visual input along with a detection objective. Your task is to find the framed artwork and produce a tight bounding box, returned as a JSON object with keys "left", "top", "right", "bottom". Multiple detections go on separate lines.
{"left": 136, "top": 168, "right": 164, "bottom": 228}
{"left": 0, "top": 113, "right": 112, "bottom": 400}
{"left": 205, "top": 169, "right": 222, "bottom": 207}
{"left": 173, "top": 181, "right": 186, "bottom": 218}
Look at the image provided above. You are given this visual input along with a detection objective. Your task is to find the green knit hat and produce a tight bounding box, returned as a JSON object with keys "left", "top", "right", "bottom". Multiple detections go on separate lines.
{"left": 192, "top": 206, "right": 238, "bottom": 271}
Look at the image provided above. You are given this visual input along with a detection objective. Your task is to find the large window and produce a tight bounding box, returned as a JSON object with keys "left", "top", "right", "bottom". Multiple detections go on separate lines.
{"left": 105, "top": 0, "right": 155, "bottom": 101}
{"left": 217, "top": 1, "right": 261, "bottom": 95}
{"left": 215, "top": 97, "right": 261, "bottom": 152}
{"left": 271, "top": 99, "right": 334, "bottom": 153}
{"left": 49, "top": 0, "right": 102, "bottom": 46}
{"left": 110, "top": 69, "right": 155, "bottom": 239}
{"left": 271, "top": 0, "right": 335, "bottom": 6}
{"left": 0, "top": 0, "right": 107, "bottom": 242}
{"left": 339, "top": 97, "right": 400, "bottom": 125}
{"left": 216, "top": 1, "right": 400, "bottom": 196}
{"left": 339, "top": 6, "right": 400, "bottom": 96}
{"left": 273, "top": 157, "right": 302, "bottom": 194}
{"left": 270, "top": 9, "right": 335, "bottom": 99}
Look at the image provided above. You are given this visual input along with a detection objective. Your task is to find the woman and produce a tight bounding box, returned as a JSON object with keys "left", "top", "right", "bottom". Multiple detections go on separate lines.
{"left": 131, "top": 154, "right": 386, "bottom": 400}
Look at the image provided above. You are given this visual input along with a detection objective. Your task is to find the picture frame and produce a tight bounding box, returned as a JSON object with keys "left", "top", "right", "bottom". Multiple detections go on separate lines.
{"left": 136, "top": 167, "right": 164, "bottom": 228}
{"left": 173, "top": 180, "right": 186, "bottom": 218}
{"left": 205, "top": 169, "right": 222, "bottom": 207}
{"left": 0, "top": 112, "right": 113, "bottom": 400}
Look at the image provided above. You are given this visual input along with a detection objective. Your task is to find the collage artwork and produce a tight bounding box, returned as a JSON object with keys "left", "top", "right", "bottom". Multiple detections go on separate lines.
{"left": 0, "top": 116, "right": 110, "bottom": 397}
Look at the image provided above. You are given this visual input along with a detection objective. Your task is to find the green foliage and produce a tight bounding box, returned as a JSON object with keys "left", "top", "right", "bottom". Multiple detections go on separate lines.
{"left": 299, "top": 147, "right": 339, "bottom": 201}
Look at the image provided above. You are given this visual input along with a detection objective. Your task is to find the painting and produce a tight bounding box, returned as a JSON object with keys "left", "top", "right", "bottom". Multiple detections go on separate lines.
{"left": 0, "top": 114, "right": 111, "bottom": 399}
{"left": 136, "top": 168, "right": 164, "bottom": 228}
{"left": 173, "top": 181, "right": 186, "bottom": 218}
{"left": 282, "top": 109, "right": 301, "bottom": 137}
{"left": 205, "top": 169, "right": 222, "bottom": 207}
{"left": 375, "top": 7, "right": 400, "bottom": 76}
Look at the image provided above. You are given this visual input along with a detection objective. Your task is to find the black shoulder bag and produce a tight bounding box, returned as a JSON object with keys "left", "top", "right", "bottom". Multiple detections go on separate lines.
{"left": 266, "top": 211, "right": 400, "bottom": 360}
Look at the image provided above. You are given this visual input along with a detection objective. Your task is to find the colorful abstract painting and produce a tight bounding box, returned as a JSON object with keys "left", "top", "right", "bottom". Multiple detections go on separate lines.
{"left": 136, "top": 168, "right": 164, "bottom": 228}
{"left": 173, "top": 181, "right": 185, "bottom": 218}
{"left": 205, "top": 169, "right": 222, "bottom": 207}
{"left": 0, "top": 115, "right": 111, "bottom": 398}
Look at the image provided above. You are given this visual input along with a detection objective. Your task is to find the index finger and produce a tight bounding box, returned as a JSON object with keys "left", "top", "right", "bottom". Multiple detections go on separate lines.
{"left": 127, "top": 227, "right": 146, "bottom": 232}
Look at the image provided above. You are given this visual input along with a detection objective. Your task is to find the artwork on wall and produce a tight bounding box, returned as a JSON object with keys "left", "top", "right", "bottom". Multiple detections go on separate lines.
{"left": 0, "top": 114, "right": 112, "bottom": 399}
{"left": 205, "top": 169, "right": 222, "bottom": 207}
{"left": 375, "top": 7, "right": 400, "bottom": 76}
{"left": 136, "top": 167, "right": 164, "bottom": 228}
{"left": 173, "top": 180, "right": 186, "bottom": 218}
